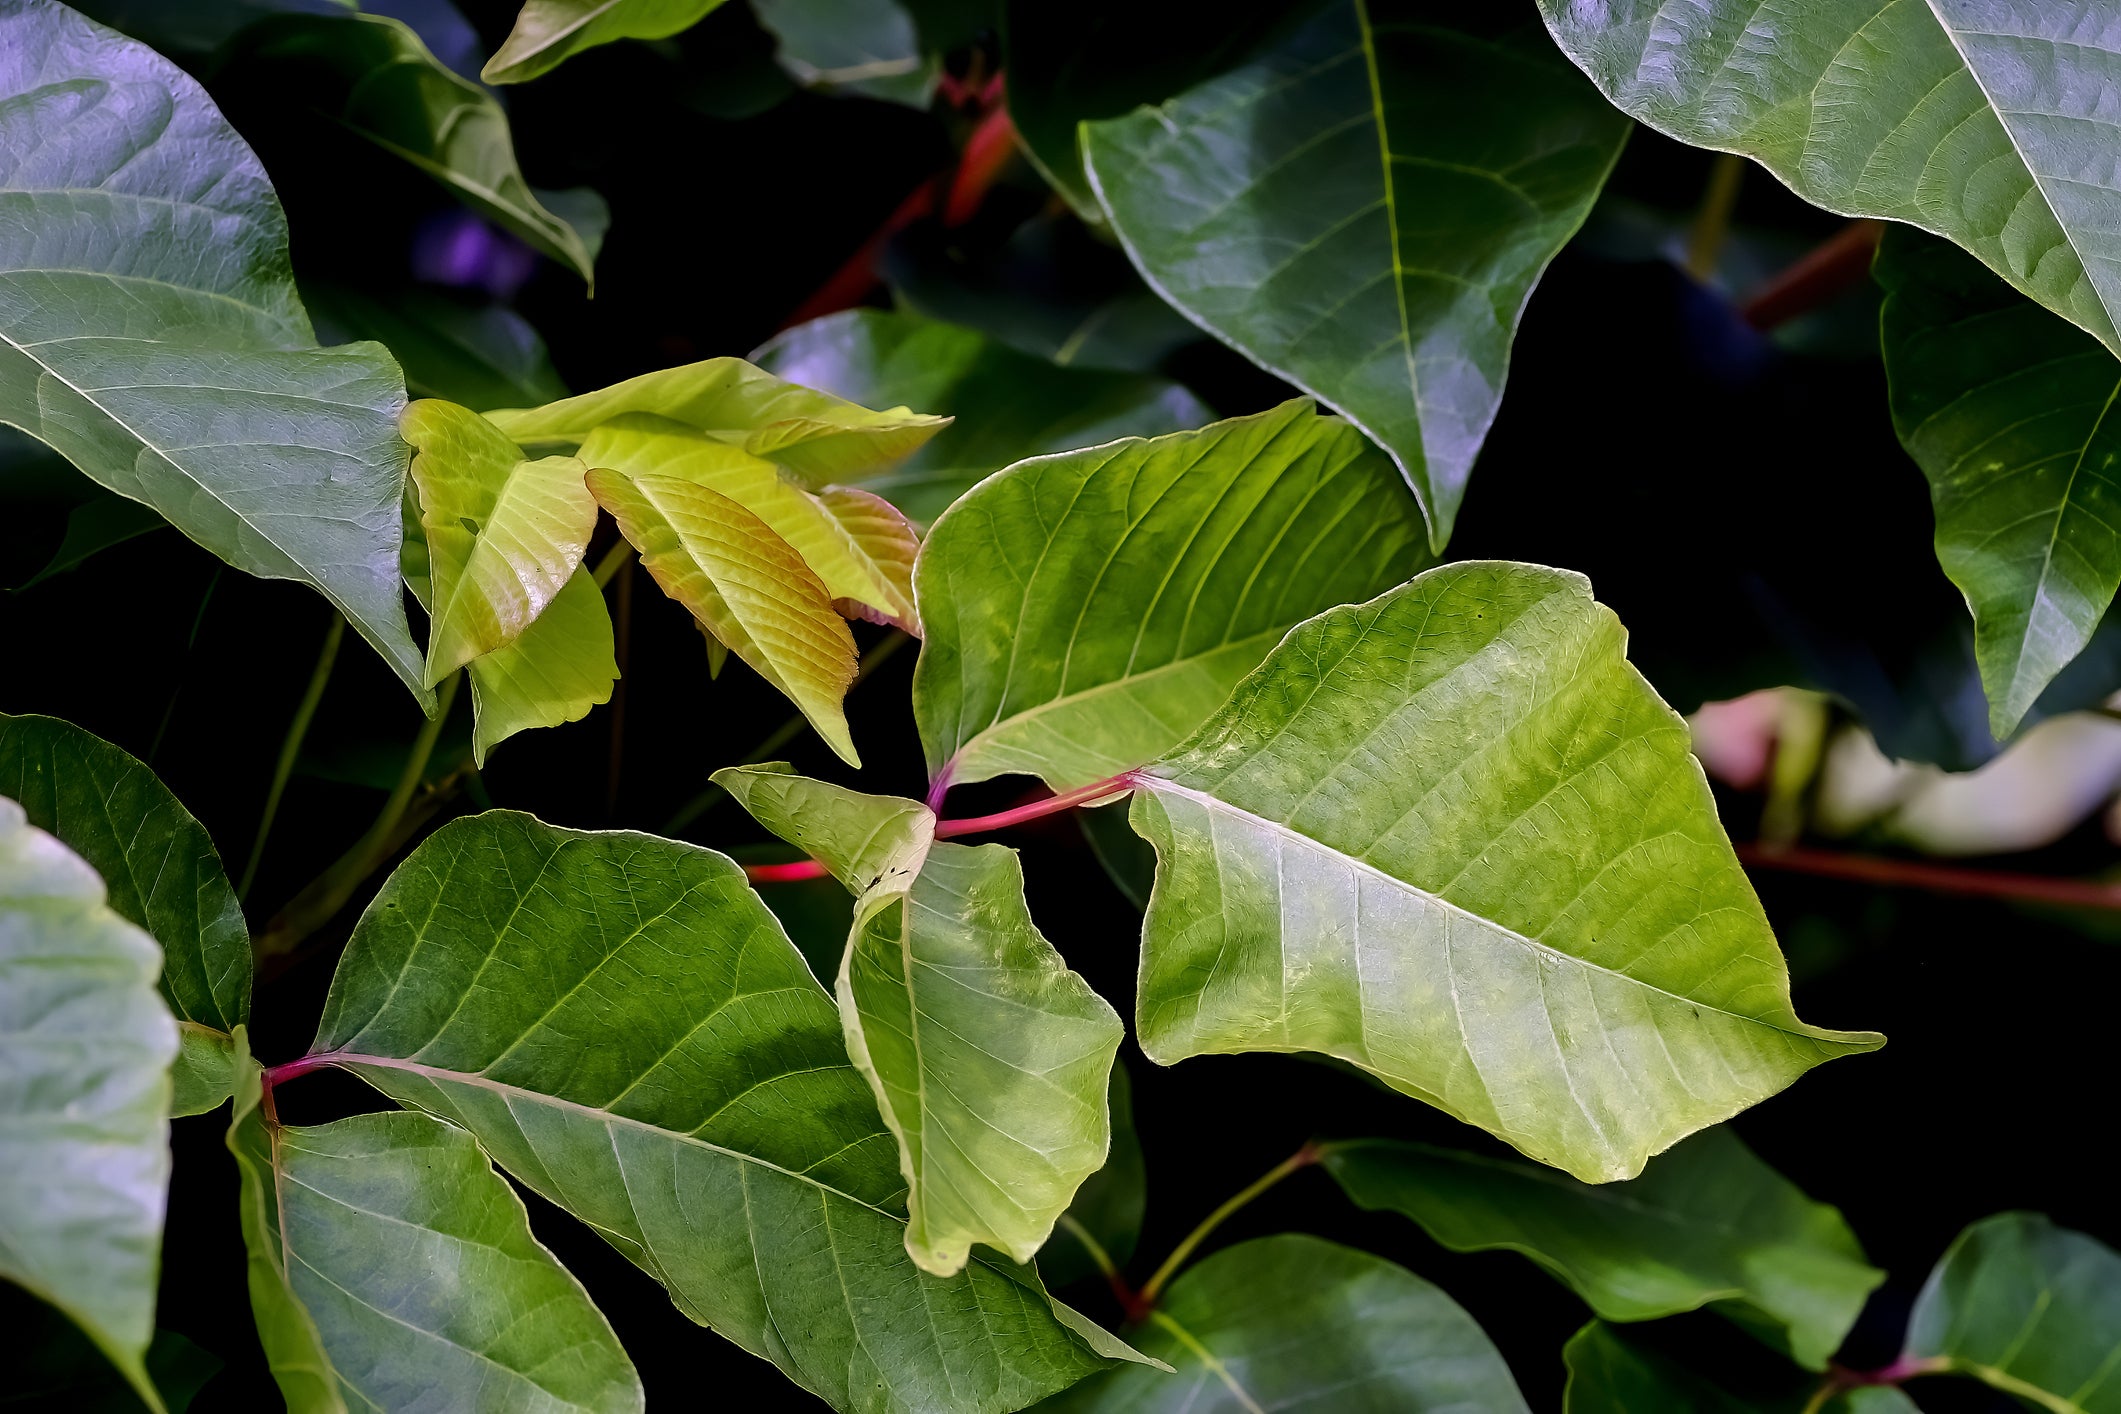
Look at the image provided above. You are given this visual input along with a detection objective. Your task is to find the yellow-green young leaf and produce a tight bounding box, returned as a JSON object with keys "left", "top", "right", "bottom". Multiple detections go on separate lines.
{"left": 589, "top": 466, "right": 860, "bottom": 763}
{"left": 483, "top": 0, "right": 729, "bottom": 85}
{"left": 225, "top": 1045, "right": 643, "bottom": 1414}
{"left": 0, "top": 797, "right": 177, "bottom": 1413}
{"left": 1128, "top": 562, "right": 1882, "bottom": 1182}
{"left": 716, "top": 765, "right": 1125, "bottom": 1278}
{"left": 468, "top": 567, "right": 619, "bottom": 766}
{"left": 576, "top": 414, "right": 919, "bottom": 632}
{"left": 403, "top": 400, "right": 597, "bottom": 686}
{"left": 913, "top": 399, "right": 1434, "bottom": 795}
{"left": 487, "top": 357, "right": 949, "bottom": 482}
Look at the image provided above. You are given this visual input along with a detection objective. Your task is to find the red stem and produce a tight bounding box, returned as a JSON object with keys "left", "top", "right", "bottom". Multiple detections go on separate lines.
{"left": 1740, "top": 219, "right": 1884, "bottom": 330}
{"left": 262, "top": 1053, "right": 338, "bottom": 1089}
{"left": 1738, "top": 842, "right": 2121, "bottom": 911}
{"left": 746, "top": 859, "right": 830, "bottom": 884}
{"left": 932, "top": 773, "right": 1137, "bottom": 839}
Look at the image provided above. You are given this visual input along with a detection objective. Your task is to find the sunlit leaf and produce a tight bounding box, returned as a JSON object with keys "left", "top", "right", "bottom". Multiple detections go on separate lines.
{"left": 1539, "top": 0, "right": 2121, "bottom": 358}
{"left": 1878, "top": 228, "right": 2121, "bottom": 740}
{"left": 1083, "top": 3, "right": 1629, "bottom": 548}
{"left": 483, "top": 0, "right": 729, "bottom": 84}
{"left": 225, "top": 1050, "right": 643, "bottom": 1414}
{"left": 0, "top": 796, "right": 176, "bottom": 1412}
{"left": 588, "top": 464, "right": 860, "bottom": 764}
{"left": 1904, "top": 1212, "right": 2121, "bottom": 1411}
{"left": 1043, "top": 1234, "right": 1529, "bottom": 1412}
{"left": 403, "top": 399, "right": 596, "bottom": 685}
{"left": 913, "top": 399, "right": 1432, "bottom": 795}
{"left": 305, "top": 282, "right": 568, "bottom": 414}
{"left": 301, "top": 812, "right": 1149, "bottom": 1412}
{"left": 1128, "top": 562, "right": 1881, "bottom": 1182}
{"left": 717, "top": 765, "right": 1125, "bottom": 1277}
{"left": 1038, "top": 1063, "right": 1145, "bottom": 1290}
{"left": 819, "top": 485, "right": 920, "bottom": 632}
{"left": 1325, "top": 1128, "right": 1882, "bottom": 1368}
{"left": 753, "top": 308, "right": 1213, "bottom": 524}
{"left": 0, "top": 0, "right": 427, "bottom": 703}
{"left": 466, "top": 567, "right": 619, "bottom": 766}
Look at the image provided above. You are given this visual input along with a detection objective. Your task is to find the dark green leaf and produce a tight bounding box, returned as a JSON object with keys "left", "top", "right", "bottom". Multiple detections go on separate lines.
{"left": 10, "top": 1288, "right": 220, "bottom": 1414}
{"left": 0, "top": 797, "right": 176, "bottom": 1412}
{"left": 304, "top": 283, "right": 568, "bottom": 413}
{"left": 0, "top": 0, "right": 428, "bottom": 704}
{"left": 912, "top": 398, "right": 1433, "bottom": 794}
{"left": 753, "top": 0, "right": 933, "bottom": 106}
{"left": 1077, "top": 801, "right": 1155, "bottom": 911}
{"left": 1082, "top": 3, "right": 1629, "bottom": 548}
{"left": 13, "top": 493, "right": 165, "bottom": 590}
{"left": 1561, "top": 1322, "right": 1918, "bottom": 1414}
{"left": 303, "top": 811, "right": 1148, "bottom": 1411}
{"left": 1038, "top": 1063, "right": 1145, "bottom": 1290}
{"left": 1324, "top": 1128, "right": 1882, "bottom": 1368}
{"left": 1041, "top": 1234, "right": 1529, "bottom": 1412}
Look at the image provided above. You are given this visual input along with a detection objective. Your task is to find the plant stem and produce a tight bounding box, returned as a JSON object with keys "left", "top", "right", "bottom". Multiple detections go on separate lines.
{"left": 1738, "top": 842, "right": 2121, "bottom": 912}
{"left": 932, "top": 773, "right": 1137, "bottom": 839}
{"left": 607, "top": 554, "right": 633, "bottom": 818}
{"left": 1685, "top": 152, "right": 1746, "bottom": 281}
{"left": 240, "top": 611, "right": 343, "bottom": 899}
{"left": 1137, "top": 1142, "right": 1322, "bottom": 1308}
{"left": 591, "top": 539, "right": 635, "bottom": 588}
{"left": 1740, "top": 219, "right": 1884, "bottom": 330}
{"left": 1799, "top": 1354, "right": 1949, "bottom": 1413}
{"left": 746, "top": 860, "right": 829, "bottom": 884}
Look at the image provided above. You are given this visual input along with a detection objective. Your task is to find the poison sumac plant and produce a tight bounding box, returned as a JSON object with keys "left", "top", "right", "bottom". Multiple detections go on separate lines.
{"left": 4, "top": 0, "right": 2119, "bottom": 1410}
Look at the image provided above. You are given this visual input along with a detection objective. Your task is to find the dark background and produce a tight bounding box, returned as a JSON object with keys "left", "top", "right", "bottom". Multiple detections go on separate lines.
{"left": 3, "top": 2, "right": 2105, "bottom": 1408}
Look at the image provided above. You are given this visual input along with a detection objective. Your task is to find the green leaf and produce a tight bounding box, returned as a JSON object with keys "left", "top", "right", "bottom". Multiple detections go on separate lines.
{"left": 587, "top": 464, "right": 861, "bottom": 764}
{"left": 0, "top": 796, "right": 177, "bottom": 1413}
{"left": 1038, "top": 1062, "right": 1145, "bottom": 1290}
{"left": 1127, "top": 561, "right": 1882, "bottom": 1183}
{"left": 14, "top": 492, "right": 164, "bottom": 589}
{"left": 305, "top": 283, "right": 569, "bottom": 414}
{"left": 0, "top": 713, "right": 249, "bottom": 1114}
{"left": 1560, "top": 1322, "right": 1916, "bottom": 1414}
{"left": 913, "top": 398, "right": 1433, "bottom": 795}
{"left": 1042, "top": 1234, "right": 1529, "bottom": 1412}
{"left": 1542, "top": 0, "right": 2121, "bottom": 359}
{"left": 304, "top": 811, "right": 1148, "bottom": 1411}
{"left": 170, "top": 1022, "right": 243, "bottom": 1119}
{"left": 752, "top": 308, "right": 1214, "bottom": 525}
{"left": 1878, "top": 227, "right": 2121, "bottom": 739}
{"left": 1082, "top": 3, "right": 1629, "bottom": 548}
{"left": 715, "top": 765, "right": 1126, "bottom": 1278}
{"left": 225, "top": 1048, "right": 644, "bottom": 1414}
{"left": 490, "top": 356, "right": 950, "bottom": 483}
{"left": 1905, "top": 1212, "right": 2121, "bottom": 1411}
{"left": 483, "top": 0, "right": 729, "bottom": 84}
{"left": 223, "top": 12, "right": 601, "bottom": 284}
{"left": 1324, "top": 1128, "right": 1882, "bottom": 1368}
{"left": 12, "top": 1288, "right": 221, "bottom": 1414}
{"left": 0, "top": 0, "right": 427, "bottom": 704}
{"left": 402, "top": 399, "right": 597, "bottom": 685}
{"left": 753, "top": 0, "right": 934, "bottom": 106}
{"left": 466, "top": 566, "right": 619, "bottom": 766}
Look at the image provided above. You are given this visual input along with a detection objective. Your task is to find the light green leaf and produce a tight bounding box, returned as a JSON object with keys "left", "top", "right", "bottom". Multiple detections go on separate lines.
{"left": 752, "top": 308, "right": 1214, "bottom": 525}
{"left": 1043, "top": 1234, "right": 1529, "bottom": 1412}
{"left": 1038, "top": 1062, "right": 1145, "bottom": 1290}
{"left": 304, "top": 283, "right": 569, "bottom": 414}
{"left": 170, "top": 1022, "right": 242, "bottom": 1119}
{"left": 1905, "top": 1212, "right": 2121, "bottom": 1411}
{"left": 1878, "top": 228, "right": 2121, "bottom": 740}
{"left": 913, "top": 398, "right": 1433, "bottom": 795}
{"left": 0, "top": 0, "right": 427, "bottom": 704}
{"left": 403, "top": 399, "right": 597, "bottom": 685}
{"left": 1128, "top": 561, "right": 1882, "bottom": 1182}
{"left": 0, "top": 796, "right": 177, "bottom": 1413}
{"left": 0, "top": 713, "right": 249, "bottom": 1114}
{"left": 1539, "top": 0, "right": 2121, "bottom": 359}
{"left": 753, "top": 0, "right": 934, "bottom": 106}
{"left": 225, "top": 1048, "right": 644, "bottom": 1414}
{"left": 223, "top": 12, "right": 601, "bottom": 284}
{"left": 301, "top": 811, "right": 1148, "bottom": 1412}
{"left": 575, "top": 413, "right": 921, "bottom": 631}
{"left": 1082, "top": 4, "right": 1629, "bottom": 548}
{"left": 490, "top": 356, "right": 950, "bottom": 484}
{"left": 483, "top": 0, "right": 729, "bottom": 84}
{"left": 1324, "top": 1128, "right": 1882, "bottom": 1368}
{"left": 588, "top": 464, "right": 860, "bottom": 763}
{"left": 467, "top": 567, "right": 619, "bottom": 766}
{"left": 715, "top": 765, "right": 1126, "bottom": 1278}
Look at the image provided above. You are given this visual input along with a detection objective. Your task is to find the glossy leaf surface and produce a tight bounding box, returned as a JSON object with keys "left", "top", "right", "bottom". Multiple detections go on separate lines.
{"left": 226, "top": 1060, "right": 643, "bottom": 1413}
{"left": 754, "top": 309, "right": 1213, "bottom": 525}
{"left": 588, "top": 465, "right": 860, "bottom": 764}
{"left": 1540, "top": 0, "right": 2121, "bottom": 358}
{"left": 913, "top": 399, "right": 1433, "bottom": 794}
{"left": 403, "top": 399, "right": 596, "bottom": 684}
{"left": 0, "top": 797, "right": 175, "bottom": 1410}
{"left": 716, "top": 766, "right": 1125, "bottom": 1277}
{"left": 1043, "top": 1234, "right": 1529, "bottom": 1412}
{"left": 466, "top": 567, "right": 619, "bottom": 766}
{"left": 1083, "top": 3, "right": 1629, "bottom": 547}
{"left": 0, "top": 0, "right": 426, "bottom": 701}
{"left": 1324, "top": 1128, "right": 1881, "bottom": 1368}
{"left": 1905, "top": 1212, "right": 2121, "bottom": 1411}
{"left": 1879, "top": 228, "right": 2121, "bottom": 739}
{"left": 1130, "top": 562, "right": 1882, "bottom": 1182}
{"left": 484, "top": 0, "right": 728, "bottom": 83}
{"left": 306, "top": 812, "right": 1145, "bottom": 1412}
